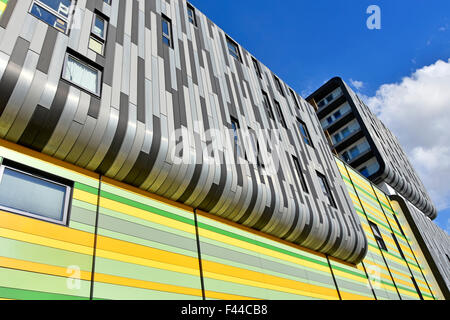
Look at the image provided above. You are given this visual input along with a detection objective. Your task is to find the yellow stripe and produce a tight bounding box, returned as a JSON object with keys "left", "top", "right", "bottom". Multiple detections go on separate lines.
{"left": 340, "top": 291, "right": 374, "bottom": 300}
{"left": 201, "top": 260, "right": 339, "bottom": 300}
{"left": 0, "top": 256, "right": 92, "bottom": 280}
{"left": 0, "top": 227, "right": 94, "bottom": 256}
{"left": 95, "top": 235, "right": 200, "bottom": 270}
{"left": 0, "top": 211, "right": 95, "bottom": 247}
{"left": 203, "top": 270, "right": 338, "bottom": 300}
{"left": 95, "top": 248, "right": 201, "bottom": 277}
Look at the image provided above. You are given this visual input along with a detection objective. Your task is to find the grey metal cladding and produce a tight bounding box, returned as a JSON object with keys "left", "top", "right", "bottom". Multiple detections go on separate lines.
{"left": 308, "top": 77, "right": 437, "bottom": 220}
{"left": 0, "top": 0, "right": 367, "bottom": 263}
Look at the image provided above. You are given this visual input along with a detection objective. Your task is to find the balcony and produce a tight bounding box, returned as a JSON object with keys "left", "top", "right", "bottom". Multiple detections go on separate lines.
{"left": 322, "top": 109, "right": 355, "bottom": 134}
{"left": 317, "top": 94, "right": 346, "bottom": 119}
{"left": 333, "top": 128, "right": 364, "bottom": 153}
{"left": 347, "top": 148, "right": 374, "bottom": 168}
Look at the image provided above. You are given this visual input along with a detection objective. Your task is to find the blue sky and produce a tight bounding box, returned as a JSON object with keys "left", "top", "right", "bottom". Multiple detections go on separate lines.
{"left": 190, "top": 0, "right": 450, "bottom": 233}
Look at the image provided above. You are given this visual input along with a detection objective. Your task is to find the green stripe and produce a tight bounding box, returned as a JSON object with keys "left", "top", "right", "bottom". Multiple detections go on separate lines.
{"left": 0, "top": 286, "right": 88, "bottom": 300}
{"left": 74, "top": 182, "right": 98, "bottom": 195}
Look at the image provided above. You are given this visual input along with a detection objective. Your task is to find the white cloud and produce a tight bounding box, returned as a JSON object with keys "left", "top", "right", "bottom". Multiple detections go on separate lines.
{"left": 365, "top": 59, "right": 450, "bottom": 211}
{"left": 350, "top": 79, "right": 364, "bottom": 90}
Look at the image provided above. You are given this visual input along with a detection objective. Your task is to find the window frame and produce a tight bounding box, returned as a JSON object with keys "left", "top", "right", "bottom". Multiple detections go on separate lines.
{"left": 274, "top": 100, "right": 287, "bottom": 128}
{"left": 289, "top": 88, "right": 300, "bottom": 109}
{"left": 186, "top": 3, "right": 197, "bottom": 26}
{"left": 226, "top": 36, "right": 241, "bottom": 62}
{"left": 161, "top": 15, "right": 173, "bottom": 48}
{"left": 248, "top": 127, "right": 264, "bottom": 169}
{"left": 29, "top": 0, "right": 74, "bottom": 34}
{"left": 317, "top": 171, "right": 336, "bottom": 208}
{"left": 369, "top": 221, "right": 388, "bottom": 251}
{"left": 89, "top": 12, "right": 109, "bottom": 55}
{"left": 297, "top": 118, "right": 313, "bottom": 147}
{"left": 230, "top": 116, "right": 245, "bottom": 161}
{"left": 62, "top": 52, "right": 103, "bottom": 97}
{"left": 261, "top": 91, "right": 275, "bottom": 120}
{"left": 273, "top": 75, "right": 285, "bottom": 96}
{"left": 0, "top": 163, "right": 72, "bottom": 226}
{"left": 252, "top": 57, "right": 262, "bottom": 79}
{"left": 292, "top": 156, "right": 309, "bottom": 194}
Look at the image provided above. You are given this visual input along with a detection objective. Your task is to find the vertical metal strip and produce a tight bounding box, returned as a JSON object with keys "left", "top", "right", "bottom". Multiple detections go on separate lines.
{"left": 193, "top": 209, "right": 206, "bottom": 300}
{"left": 89, "top": 174, "right": 102, "bottom": 300}
{"left": 325, "top": 254, "right": 342, "bottom": 300}
{"left": 361, "top": 261, "right": 378, "bottom": 300}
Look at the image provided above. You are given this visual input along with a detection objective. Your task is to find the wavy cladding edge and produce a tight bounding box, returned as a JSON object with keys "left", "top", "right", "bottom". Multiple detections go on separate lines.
{"left": 0, "top": 0, "right": 367, "bottom": 263}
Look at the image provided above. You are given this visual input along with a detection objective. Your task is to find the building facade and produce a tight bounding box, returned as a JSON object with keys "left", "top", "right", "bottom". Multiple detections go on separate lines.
{"left": 0, "top": 0, "right": 448, "bottom": 300}
{"left": 307, "top": 77, "right": 437, "bottom": 220}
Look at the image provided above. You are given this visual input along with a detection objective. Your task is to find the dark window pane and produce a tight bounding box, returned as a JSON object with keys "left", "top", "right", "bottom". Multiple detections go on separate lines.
{"left": 162, "top": 20, "right": 169, "bottom": 35}
{"left": 30, "top": 3, "right": 68, "bottom": 33}
{"left": 37, "top": 0, "right": 72, "bottom": 18}
{"left": 93, "top": 15, "right": 105, "bottom": 39}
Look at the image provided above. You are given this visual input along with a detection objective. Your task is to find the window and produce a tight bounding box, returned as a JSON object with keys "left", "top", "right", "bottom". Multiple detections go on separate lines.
{"left": 274, "top": 100, "right": 287, "bottom": 128}
{"left": 292, "top": 156, "right": 308, "bottom": 194}
{"left": 187, "top": 3, "right": 197, "bottom": 26}
{"left": 326, "top": 116, "right": 333, "bottom": 124}
{"left": 252, "top": 57, "right": 262, "bottom": 78}
{"left": 30, "top": 0, "right": 73, "bottom": 34}
{"left": 248, "top": 128, "right": 264, "bottom": 168}
{"left": 289, "top": 89, "right": 300, "bottom": 109}
{"left": 262, "top": 91, "right": 275, "bottom": 120}
{"left": 62, "top": 53, "right": 102, "bottom": 96}
{"left": 369, "top": 221, "right": 388, "bottom": 251}
{"left": 226, "top": 37, "right": 241, "bottom": 61}
{"left": 0, "top": 161, "right": 71, "bottom": 225}
{"left": 317, "top": 172, "right": 336, "bottom": 208}
{"left": 103, "top": 0, "right": 111, "bottom": 4}
{"left": 342, "top": 151, "right": 350, "bottom": 162}
{"left": 162, "top": 15, "right": 173, "bottom": 47}
{"left": 89, "top": 13, "right": 108, "bottom": 55}
{"left": 360, "top": 167, "right": 370, "bottom": 178}
{"left": 333, "top": 110, "right": 342, "bottom": 120}
{"left": 297, "top": 118, "right": 313, "bottom": 147}
{"left": 230, "top": 117, "right": 244, "bottom": 160}
{"left": 273, "top": 75, "right": 284, "bottom": 96}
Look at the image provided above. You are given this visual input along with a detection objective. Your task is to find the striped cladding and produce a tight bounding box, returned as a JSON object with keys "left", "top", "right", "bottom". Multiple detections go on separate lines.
{"left": 0, "top": 140, "right": 99, "bottom": 300}
{"left": 196, "top": 210, "right": 374, "bottom": 300}
{"left": 336, "top": 159, "right": 437, "bottom": 300}
{"left": 0, "top": 139, "right": 442, "bottom": 300}
{"left": 90, "top": 178, "right": 203, "bottom": 300}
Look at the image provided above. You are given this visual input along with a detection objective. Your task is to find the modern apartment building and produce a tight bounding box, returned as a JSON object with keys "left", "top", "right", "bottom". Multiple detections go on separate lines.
{"left": 0, "top": 0, "right": 448, "bottom": 300}
{"left": 306, "top": 77, "right": 437, "bottom": 220}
